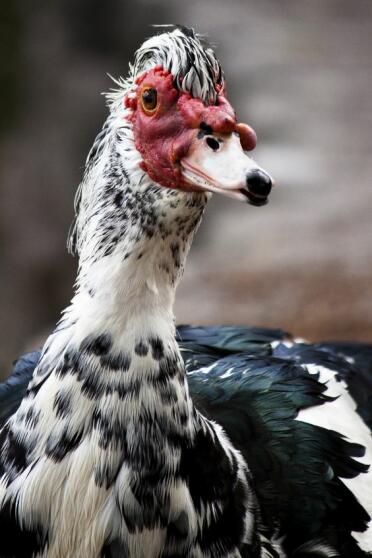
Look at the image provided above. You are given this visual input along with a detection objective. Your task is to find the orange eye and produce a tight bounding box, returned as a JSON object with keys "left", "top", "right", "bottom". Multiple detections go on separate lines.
{"left": 141, "top": 87, "right": 158, "bottom": 115}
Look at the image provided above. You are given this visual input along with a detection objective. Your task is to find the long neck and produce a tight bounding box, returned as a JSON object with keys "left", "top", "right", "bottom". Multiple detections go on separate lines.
{"left": 37, "top": 121, "right": 208, "bottom": 445}
{"left": 68, "top": 193, "right": 207, "bottom": 351}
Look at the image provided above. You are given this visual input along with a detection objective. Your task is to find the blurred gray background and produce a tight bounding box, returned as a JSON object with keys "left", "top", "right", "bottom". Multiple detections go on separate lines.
{"left": 1, "top": 0, "right": 372, "bottom": 377}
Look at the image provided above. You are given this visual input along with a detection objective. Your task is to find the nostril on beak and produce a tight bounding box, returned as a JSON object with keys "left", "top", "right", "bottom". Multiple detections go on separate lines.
{"left": 245, "top": 169, "right": 272, "bottom": 198}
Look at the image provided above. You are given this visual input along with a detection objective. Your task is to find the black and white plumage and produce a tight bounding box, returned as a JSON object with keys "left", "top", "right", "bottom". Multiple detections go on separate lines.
{"left": 0, "top": 26, "right": 371, "bottom": 558}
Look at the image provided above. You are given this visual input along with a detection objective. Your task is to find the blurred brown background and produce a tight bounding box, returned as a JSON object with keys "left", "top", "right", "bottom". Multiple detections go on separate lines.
{"left": 1, "top": 0, "right": 372, "bottom": 378}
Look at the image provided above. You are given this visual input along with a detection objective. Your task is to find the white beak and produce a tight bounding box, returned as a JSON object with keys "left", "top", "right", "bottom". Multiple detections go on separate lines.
{"left": 180, "top": 132, "right": 273, "bottom": 206}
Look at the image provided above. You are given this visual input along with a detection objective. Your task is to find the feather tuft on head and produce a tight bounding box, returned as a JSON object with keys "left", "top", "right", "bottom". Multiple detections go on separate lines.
{"left": 106, "top": 25, "right": 224, "bottom": 110}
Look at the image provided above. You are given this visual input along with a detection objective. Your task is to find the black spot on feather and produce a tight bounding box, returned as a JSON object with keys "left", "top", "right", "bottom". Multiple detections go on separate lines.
{"left": 80, "top": 333, "right": 112, "bottom": 355}
{"left": 0, "top": 500, "right": 48, "bottom": 558}
{"left": 100, "top": 539, "right": 129, "bottom": 558}
{"left": 25, "top": 406, "right": 40, "bottom": 428}
{"left": 94, "top": 459, "right": 122, "bottom": 489}
{"left": 53, "top": 389, "right": 72, "bottom": 418}
{"left": 101, "top": 352, "right": 131, "bottom": 371}
{"left": 92, "top": 408, "right": 127, "bottom": 451}
{"left": 179, "top": 426, "right": 235, "bottom": 511}
{"left": 160, "top": 383, "right": 178, "bottom": 405}
{"left": 55, "top": 348, "right": 81, "bottom": 378}
{"left": 135, "top": 341, "right": 148, "bottom": 356}
{"left": 150, "top": 337, "right": 164, "bottom": 360}
{"left": 46, "top": 427, "right": 83, "bottom": 461}
{"left": 171, "top": 242, "right": 181, "bottom": 268}
{"left": 158, "top": 353, "right": 180, "bottom": 380}
{"left": 80, "top": 370, "right": 105, "bottom": 400}
{"left": 113, "top": 190, "right": 124, "bottom": 208}
{"left": 0, "top": 424, "right": 28, "bottom": 477}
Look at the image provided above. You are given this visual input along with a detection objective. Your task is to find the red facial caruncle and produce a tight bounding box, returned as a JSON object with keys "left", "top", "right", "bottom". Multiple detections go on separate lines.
{"left": 125, "top": 66, "right": 272, "bottom": 206}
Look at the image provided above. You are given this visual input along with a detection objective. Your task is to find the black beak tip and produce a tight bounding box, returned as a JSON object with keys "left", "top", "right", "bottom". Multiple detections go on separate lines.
{"left": 246, "top": 169, "right": 272, "bottom": 198}
{"left": 246, "top": 194, "right": 269, "bottom": 207}
{"left": 239, "top": 189, "right": 269, "bottom": 206}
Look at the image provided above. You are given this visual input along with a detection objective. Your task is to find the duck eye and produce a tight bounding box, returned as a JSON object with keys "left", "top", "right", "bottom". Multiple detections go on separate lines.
{"left": 141, "top": 87, "right": 158, "bottom": 114}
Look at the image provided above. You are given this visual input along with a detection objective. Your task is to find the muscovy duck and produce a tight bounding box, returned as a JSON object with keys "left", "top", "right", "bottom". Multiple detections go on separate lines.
{"left": 0, "top": 25, "right": 371, "bottom": 558}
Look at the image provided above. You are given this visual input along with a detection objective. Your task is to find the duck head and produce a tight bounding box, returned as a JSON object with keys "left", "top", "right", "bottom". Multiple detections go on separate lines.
{"left": 123, "top": 26, "right": 273, "bottom": 207}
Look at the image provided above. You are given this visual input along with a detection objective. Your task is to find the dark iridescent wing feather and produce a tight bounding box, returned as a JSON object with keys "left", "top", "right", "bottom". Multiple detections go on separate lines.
{"left": 176, "top": 324, "right": 289, "bottom": 373}
{"left": 179, "top": 326, "right": 372, "bottom": 556}
{"left": 177, "top": 324, "right": 290, "bottom": 352}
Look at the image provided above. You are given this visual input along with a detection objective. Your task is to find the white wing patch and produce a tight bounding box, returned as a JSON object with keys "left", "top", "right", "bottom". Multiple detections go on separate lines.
{"left": 297, "top": 364, "right": 372, "bottom": 553}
